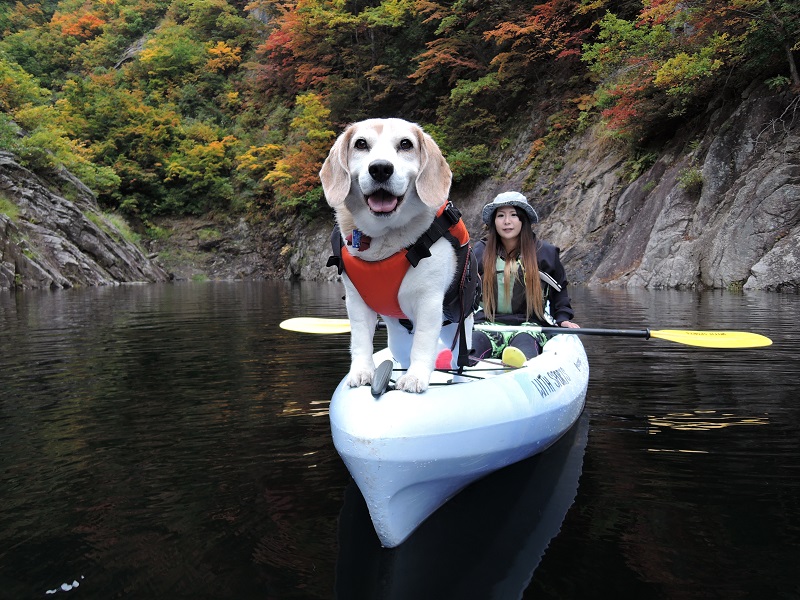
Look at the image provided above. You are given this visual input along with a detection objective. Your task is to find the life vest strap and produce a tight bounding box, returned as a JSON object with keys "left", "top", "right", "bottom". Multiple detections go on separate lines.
{"left": 406, "top": 202, "right": 464, "bottom": 267}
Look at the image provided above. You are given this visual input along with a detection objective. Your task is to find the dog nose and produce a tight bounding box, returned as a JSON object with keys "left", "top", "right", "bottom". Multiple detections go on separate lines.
{"left": 368, "top": 160, "right": 394, "bottom": 183}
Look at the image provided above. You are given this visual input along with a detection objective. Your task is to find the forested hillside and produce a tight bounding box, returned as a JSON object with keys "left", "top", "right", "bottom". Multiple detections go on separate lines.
{"left": 1, "top": 0, "right": 798, "bottom": 232}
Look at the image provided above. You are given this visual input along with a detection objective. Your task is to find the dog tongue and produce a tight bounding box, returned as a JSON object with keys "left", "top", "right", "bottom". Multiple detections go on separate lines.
{"left": 367, "top": 193, "right": 398, "bottom": 213}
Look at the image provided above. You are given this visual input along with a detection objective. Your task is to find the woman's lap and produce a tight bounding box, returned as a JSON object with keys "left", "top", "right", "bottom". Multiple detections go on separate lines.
{"left": 471, "top": 328, "right": 543, "bottom": 361}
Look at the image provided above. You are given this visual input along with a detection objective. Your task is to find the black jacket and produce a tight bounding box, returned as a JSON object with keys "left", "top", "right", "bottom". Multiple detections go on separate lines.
{"left": 472, "top": 237, "right": 574, "bottom": 326}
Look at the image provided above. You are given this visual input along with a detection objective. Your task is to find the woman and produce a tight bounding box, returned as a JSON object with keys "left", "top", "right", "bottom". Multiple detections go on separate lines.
{"left": 471, "top": 191, "right": 579, "bottom": 366}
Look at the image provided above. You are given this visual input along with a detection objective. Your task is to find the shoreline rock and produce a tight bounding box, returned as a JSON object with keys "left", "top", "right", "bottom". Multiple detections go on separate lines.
{"left": 1, "top": 152, "right": 168, "bottom": 290}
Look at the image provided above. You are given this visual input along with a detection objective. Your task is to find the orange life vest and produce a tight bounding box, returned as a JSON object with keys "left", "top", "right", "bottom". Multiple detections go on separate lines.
{"left": 327, "top": 202, "right": 474, "bottom": 321}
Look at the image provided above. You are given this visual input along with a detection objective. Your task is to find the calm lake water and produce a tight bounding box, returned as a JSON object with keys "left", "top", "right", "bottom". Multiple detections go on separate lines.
{"left": 1, "top": 282, "right": 798, "bottom": 599}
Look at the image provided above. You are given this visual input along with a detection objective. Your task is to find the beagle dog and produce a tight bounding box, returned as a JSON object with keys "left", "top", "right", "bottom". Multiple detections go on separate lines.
{"left": 321, "top": 118, "right": 474, "bottom": 393}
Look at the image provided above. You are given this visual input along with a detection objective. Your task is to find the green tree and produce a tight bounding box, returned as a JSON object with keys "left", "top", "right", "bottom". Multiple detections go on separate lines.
{"left": 264, "top": 92, "right": 335, "bottom": 214}
{"left": 136, "top": 22, "right": 208, "bottom": 88}
{"left": 164, "top": 124, "right": 238, "bottom": 214}
{"left": 725, "top": 0, "right": 800, "bottom": 88}
{"left": 582, "top": 0, "right": 800, "bottom": 140}
{"left": 0, "top": 54, "right": 51, "bottom": 112}
{"left": 581, "top": 11, "right": 676, "bottom": 138}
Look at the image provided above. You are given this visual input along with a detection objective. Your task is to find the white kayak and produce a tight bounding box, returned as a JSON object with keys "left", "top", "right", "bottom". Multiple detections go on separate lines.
{"left": 329, "top": 333, "right": 590, "bottom": 548}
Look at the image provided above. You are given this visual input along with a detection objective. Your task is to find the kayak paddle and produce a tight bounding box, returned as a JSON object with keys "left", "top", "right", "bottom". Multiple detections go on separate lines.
{"left": 279, "top": 317, "right": 772, "bottom": 349}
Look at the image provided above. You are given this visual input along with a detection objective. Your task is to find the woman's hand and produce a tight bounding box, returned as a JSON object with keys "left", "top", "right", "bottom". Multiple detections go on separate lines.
{"left": 559, "top": 320, "right": 580, "bottom": 329}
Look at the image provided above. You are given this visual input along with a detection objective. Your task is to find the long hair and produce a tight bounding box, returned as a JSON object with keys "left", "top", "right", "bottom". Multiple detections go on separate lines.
{"left": 481, "top": 210, "right": 543, "bottom": 322}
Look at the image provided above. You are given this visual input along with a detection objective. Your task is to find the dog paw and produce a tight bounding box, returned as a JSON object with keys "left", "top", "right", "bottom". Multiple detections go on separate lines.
{"left": 395, "top": 370, "right": 430, "bottom": 393}
{"left": 346, "top": 368, "right": 374, "bottom": 387}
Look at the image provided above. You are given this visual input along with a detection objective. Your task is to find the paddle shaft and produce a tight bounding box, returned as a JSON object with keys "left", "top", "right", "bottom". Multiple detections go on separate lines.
{"left": 476, "top": 324, "right": 651, "bottom": 339}
{"left": 377, "top": 321, "right": 650, "bottom": 339}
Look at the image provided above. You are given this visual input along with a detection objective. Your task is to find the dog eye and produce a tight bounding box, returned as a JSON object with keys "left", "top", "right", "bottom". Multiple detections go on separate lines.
{"left": 354, "top": 138, "right": 368, "bottom": 150}
{"left": 398, "top": 138, "right": 413, "bottom": 151}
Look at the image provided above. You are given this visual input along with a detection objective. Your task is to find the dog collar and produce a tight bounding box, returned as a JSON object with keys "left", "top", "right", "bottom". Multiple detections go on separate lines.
{"left": 347, "top": 229, "right": 371, "bottom": 251}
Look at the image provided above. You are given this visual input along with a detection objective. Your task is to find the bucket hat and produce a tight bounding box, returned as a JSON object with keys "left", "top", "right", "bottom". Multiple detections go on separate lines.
{"left": 481, "top": 191, "right": 539, "bottom": 225}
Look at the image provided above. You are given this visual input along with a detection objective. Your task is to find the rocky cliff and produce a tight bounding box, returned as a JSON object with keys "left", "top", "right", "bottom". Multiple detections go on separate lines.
{"left": 526, "top": 88, "right": 800, "bottom": 291}
{"left": 0, "top": 152, "right": 168, "bottom": 290}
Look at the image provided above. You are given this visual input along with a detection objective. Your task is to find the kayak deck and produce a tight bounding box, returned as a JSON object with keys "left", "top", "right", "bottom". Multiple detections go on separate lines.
{"left": 330, "top": 334, "right": 589, "bottom": 547}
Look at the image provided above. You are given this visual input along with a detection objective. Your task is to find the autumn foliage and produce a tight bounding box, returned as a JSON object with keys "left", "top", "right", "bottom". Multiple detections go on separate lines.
{"left": 0, "top": 0, "right": 796, "bottom": 220}
{"left": 583, "top": 0, "right": 799, "bottom": 140}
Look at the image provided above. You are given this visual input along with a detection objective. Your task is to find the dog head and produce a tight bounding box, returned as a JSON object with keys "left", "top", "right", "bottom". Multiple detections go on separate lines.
{"left": 320, "top": 118, "right": 452, "bottom": 236}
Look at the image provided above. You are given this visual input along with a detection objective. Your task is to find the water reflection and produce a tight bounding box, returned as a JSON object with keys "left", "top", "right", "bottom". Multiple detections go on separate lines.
{"left": 0, "top": 282, "right": 352, "bottom": 599}
{"left": 335, "top": 412, "right": 589, "bottom": 600}
{"left": 1, "top": 283, "right": 799, "bottom": 599}
{"left": 647, "top": 410, "right": 770, "bottom": 432}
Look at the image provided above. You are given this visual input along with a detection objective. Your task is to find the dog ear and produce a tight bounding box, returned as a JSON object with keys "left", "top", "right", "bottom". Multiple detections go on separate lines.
{"left": 319, "top": 126, "right": 353, "bottom": 207}
{"left": 415, "top": 128, "right": 452, "bottom": 208}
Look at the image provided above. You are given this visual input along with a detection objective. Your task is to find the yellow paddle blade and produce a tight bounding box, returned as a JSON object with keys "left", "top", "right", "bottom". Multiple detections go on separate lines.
{"left": 650, "top": 329, "right": 772, "bottom": 348}
{"left": 279, "top": 317, "right": 352, "bottom": 334}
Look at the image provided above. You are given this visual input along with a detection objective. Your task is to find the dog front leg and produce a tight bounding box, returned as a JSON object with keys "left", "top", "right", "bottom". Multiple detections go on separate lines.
{"left": 394, "top": 304, "right": 442, "bottom": 393}
{"left": 344, "top": 284, "right": 378, "bottom": 387}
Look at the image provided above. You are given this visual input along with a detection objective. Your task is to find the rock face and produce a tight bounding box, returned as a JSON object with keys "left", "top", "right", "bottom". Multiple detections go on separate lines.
{"left": 0, "top": 152, "right": 168, "bottom": 290}
{"left": 286, "top": 87, "right": 799, "bottom": 291}
{"left": 143, "top": 215, "right": 289, "bottom": 282}
{"left": 580, "top": 91, "right": 799, "bottom": 292}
